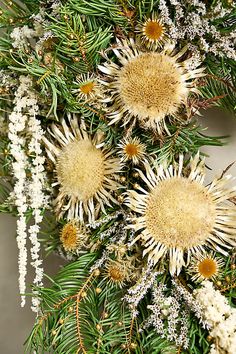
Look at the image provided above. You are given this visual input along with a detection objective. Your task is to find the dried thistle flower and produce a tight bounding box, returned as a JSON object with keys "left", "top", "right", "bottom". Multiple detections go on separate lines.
{"left": 99, "top": 38, "right": 204, "bottom": 133}
{"left": 43, "top": 116, "right": 122, "bottom": 223}
{"left": 136, "top": 13, "right": 167, "bottom": 49}
{"left": 188, "top": 252, "right": 224, "bottom": 282}
{"left": 126, "top": 154, "right": 236, "bottom": 275}
{"left": 104, "top": 259, "right": 134, "bottom": 287}
{"left": 73, "top": 73, "right": 103, "bottom": 101}
{"left": 118, "top": 136, "right": 146, "bottom": 165}
{"left": 60, "top": 219, "right": 88, "bottom": 252}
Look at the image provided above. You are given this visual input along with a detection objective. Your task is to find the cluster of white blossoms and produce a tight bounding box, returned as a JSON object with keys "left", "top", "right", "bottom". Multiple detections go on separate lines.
{"left": 8, "top": 76, "right": 46, "bottom": 309}
{"left": 124, "top": 264, "right": 161, "bottom": 317}
{"left": 8, "top": 78, "right": 29, "bottom": 307}
{"left": 144, "top": 283, "right": 190, "bottom": 349}
{"left": 194, "top": 281, "right": 236, "bottom": 354}
{"left": 10, "top": 22, "right": 44, "bottom": 50}
{"left": 27, "top": 113, "right": 48, "bottom": 312}
{"left": 158, "top": 0, "right": 236, "bottom": 60}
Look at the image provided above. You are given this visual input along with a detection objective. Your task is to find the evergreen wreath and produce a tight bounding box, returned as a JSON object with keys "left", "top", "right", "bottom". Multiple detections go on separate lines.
{"left": 0, "top": 0, "right": 235, "bottom": 353}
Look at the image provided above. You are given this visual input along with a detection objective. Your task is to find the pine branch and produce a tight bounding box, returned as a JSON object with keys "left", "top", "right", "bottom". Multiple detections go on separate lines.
{"left": 143, "top": 121, "right": 227, "bottom": 164}
{"left": 24, "top": 254, "right": 175, "bottom": 353}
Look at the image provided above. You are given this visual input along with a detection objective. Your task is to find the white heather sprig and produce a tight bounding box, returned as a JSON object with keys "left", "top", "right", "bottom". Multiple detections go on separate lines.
{"left": 90, "top": 250, "right": 109, "bottom": 273}
{"left": 8, "top": 76, "right": 46, "bottom": 310}
{"left": 28, "top": 114, "right": 48, "bottom": 312}
{"left": 124, "top": 264, "right": 160, "bottom": 317}
{"left": 158, "top": 0, "right": 236, "bottom": 60}
{"left": 144, "top": 282, "right": 191, "bottom": 349}
{"left": 8, "top": 77, "right": 32, "bottom": 307}
{"left": 194, "top": 280, "right": 236, "bottom": 354}
{"left": 87, "top": 210, "right": 122, "bottom": 229}
{"left": 89, "top": 215, "right": 135, "bottom": 272}
{"left": 144, "top": 283, "right": 166, "bottom": 335}
{"left": 172, "top": 279, "right": 205, "bottom": 323}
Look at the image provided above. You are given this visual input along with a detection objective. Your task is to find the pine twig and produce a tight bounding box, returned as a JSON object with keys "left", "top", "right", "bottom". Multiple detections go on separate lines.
{"left": 177, "top": 346, "right": 182, "bottom": 354}
{"left": 127, "top": 316, "right": 135, "bottom": 350}
{"left": 220, "top": 283, "right": 236, "bottom": 293}
{"left": 219, "top": 161, "right": 236, "bottom": 179}
{"left": 76, "top": 294, "right": 87, "bottom": 354}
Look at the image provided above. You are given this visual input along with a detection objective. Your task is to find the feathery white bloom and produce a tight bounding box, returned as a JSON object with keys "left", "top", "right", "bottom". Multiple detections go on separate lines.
{"left": 194, "top": 281, "right": 236, "bottom": 354}
{"left": 10, "top": 26, "right": 36, "bottom": 49}
{"left": 158, "top": 0, "right": 236, "bottom": 60}
{"left": 28, "top": 113, "right": 48, "bottom": 312}
{"left": 8, "top": 77, "right": 30, "bottom": 307}
{"left": 8, "top": 76, "right": 46, "bottom": 310}
{"left": 10, "top": 19, "right": 44, "bottom": 50}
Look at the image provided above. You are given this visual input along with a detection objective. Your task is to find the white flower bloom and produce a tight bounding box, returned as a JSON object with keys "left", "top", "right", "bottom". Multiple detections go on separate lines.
{"left": 158, "top": 0, "right": 236, "bottom": 60}
{"left": 194, "top": 281, "right": 236, "bottom": 353}
{"left": 8, "top": 76, "right": 46, "bottom": 311}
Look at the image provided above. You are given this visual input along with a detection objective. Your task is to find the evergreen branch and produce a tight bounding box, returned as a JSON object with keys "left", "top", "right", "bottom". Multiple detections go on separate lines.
{"left": 220, "top": 283, "right": 236, "bottom": 293}
{"left": 127, "top": 316, "right": 135, "bottom": 349}
{"left": 145, "top": 121, "right": 227, "bottom": 164}
{"left": 76, "top": 296, "right": 87, "bottom": 354}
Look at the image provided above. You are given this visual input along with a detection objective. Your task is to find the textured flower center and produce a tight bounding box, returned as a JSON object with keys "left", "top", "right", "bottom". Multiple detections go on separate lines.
{"left": 60, "top": 223, "right": 78, "bottom": 251}
{"left": 109, "top": 267, "right": 124, "bottom": 281}
{"left": 57, "top": 139, "right": 105, "bottom": 200}
{"left": 125, "top": 143, "right": 138, "bottom": 157}
{"left": 198, "top": 259, "right": 217, "bottom": 278}
{"left": 80, "top": 81, "right": 95, "bottom": 95}
{"left": 144, "top": 21, "right": 164, "bottom": 40}
{"left": 117, "top": 52, "right": 186, "bottom": 121}
{"left": 145, "top": 177, "right": 216, "bottom": 249}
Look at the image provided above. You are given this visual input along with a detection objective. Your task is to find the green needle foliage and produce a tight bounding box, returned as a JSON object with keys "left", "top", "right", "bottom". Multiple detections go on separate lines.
{"left": 0, "top": 0, "right": 235, "bottom": 118}
{"left": 24, "top": 253, "right": 176, "bottom": 354}
{"left": 24, "top": 250, "right": 236, "bottom": 353}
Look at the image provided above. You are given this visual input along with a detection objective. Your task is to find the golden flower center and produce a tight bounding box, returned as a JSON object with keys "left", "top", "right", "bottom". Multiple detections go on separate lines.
{"left": 144, "top": 21, "right": 164, "bottom": 40}
{"left": 57, "top": 139, "right": 105, "bottom": 201}
{"left": 80, "top": 81, "right": 95, "bottom": 95}
{"left": 125, "top": 143, "right": 138, "bottom": 157}
{"left": 60, "top": 223, "right": 78, "bottom": 251}
{"left": 145, "top": 177, "right": 216, "bottom": 249}
{"left": 109, "top": 267, "right": 124, "bottom": 281}
{"left": 117, "top": 52, "right": 186, "bottom": 121}
{"left": 198, "top": 259, "right": 217, "bottom": 278}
